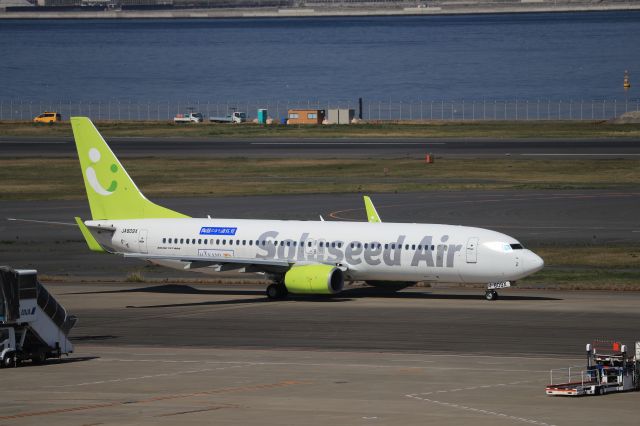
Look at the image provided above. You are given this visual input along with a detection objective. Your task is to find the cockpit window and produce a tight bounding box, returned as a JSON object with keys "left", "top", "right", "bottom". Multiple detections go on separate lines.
{"left": 510, "top": 243, "right": 524, "bottom": 250}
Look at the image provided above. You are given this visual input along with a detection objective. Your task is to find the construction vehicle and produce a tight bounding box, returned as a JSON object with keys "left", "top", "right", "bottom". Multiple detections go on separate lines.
{"left": 545, "top": 340, "right": 640, "bottom": 396}
{"left": 0, "top": 267, "right": 76, "bottom": 368}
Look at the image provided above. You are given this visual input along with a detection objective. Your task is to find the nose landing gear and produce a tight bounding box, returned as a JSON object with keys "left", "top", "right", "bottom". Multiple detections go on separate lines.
{"left": 484, "top": 281, "right": 512, "bottom": 301}
{"left": 485, "top": 290, "right": 499, "bottom": 301}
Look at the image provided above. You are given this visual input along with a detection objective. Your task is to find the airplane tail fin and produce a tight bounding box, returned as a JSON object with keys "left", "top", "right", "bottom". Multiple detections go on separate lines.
{"left": 70, "top": 117, "right": 188, "bottom": 220}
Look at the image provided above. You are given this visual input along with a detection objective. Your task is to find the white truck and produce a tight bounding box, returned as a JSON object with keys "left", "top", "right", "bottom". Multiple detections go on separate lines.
{"left": 173, "top": 112, "right": 203, "bottom": 123}
{"left": 0, "top": 267, "right": 76, "bottom": 367}
{"left": 209, "top": 111, "right": 247, "bottom": 124}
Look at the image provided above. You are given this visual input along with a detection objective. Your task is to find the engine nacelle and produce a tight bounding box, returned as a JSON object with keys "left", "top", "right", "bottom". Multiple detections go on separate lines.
{"left": 284, "top": 264, "right": 344, "bottom": 295}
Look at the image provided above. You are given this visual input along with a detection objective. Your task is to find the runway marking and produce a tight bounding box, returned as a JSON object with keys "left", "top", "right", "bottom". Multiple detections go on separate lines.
{"left": 0, "top": 141, "right": 67, "bottom": 144}
{"left": 251, "top": 142, "right": 446, "bottom": 145}
{"left": 0, "top": 381, "right": 307, "bottom": 420}
{"left": 406, "top": 380, "right": 557, "bottom": 426}
{"left": 521, "top": 153, "right": 640, "bottom": 156}
{"left": 156, "top": 404, "right": 239, "bottom": 417}
{"left": 328, "top": 192, "right": 639, "bottom": 220}
{"left": 43, "top": 364, "right": 251, "bottom": 388}
{"left": 95, "top": 358, "right": 552, "bottom": 373}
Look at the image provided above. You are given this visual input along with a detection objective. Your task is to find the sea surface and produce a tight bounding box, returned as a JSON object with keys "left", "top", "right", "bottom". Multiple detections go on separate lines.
{"left": 1, "top": 11, "right": 639, "bottom": 103}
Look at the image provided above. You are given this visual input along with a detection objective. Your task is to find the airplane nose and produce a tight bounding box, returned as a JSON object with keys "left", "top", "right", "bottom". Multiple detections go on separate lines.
{"left": 526, "top": 250, "right": 544, "bottom": 273}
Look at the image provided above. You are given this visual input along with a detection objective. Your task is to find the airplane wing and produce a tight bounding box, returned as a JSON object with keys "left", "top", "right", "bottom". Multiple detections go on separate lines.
{"left": 123, "top": 253, "right": 293, "bottom": 273}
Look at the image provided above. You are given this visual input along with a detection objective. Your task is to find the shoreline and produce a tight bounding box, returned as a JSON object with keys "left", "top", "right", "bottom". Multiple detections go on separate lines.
{"left": 2, "top": 3, "right": 640, "bottom": 20}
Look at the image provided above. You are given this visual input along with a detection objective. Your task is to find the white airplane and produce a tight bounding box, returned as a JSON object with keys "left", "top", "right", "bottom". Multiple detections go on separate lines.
{"left": 71, "top": 117, "right": 543, "bottom": 301}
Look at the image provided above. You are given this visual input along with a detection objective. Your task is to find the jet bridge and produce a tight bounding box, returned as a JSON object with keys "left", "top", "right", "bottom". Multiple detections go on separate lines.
{"left": 0, "top": 266, "right": 76, "bottom": 367}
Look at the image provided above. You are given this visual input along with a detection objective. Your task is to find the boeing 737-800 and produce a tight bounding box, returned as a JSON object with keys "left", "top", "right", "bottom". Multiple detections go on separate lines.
{"left": 70, "top": 117, "right": 543, "bottom": 300}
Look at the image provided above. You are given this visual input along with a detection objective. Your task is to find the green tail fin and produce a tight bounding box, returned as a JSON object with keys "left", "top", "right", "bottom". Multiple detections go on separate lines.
{"left": 70, "top": 117, "right": 189, "bottom": 220}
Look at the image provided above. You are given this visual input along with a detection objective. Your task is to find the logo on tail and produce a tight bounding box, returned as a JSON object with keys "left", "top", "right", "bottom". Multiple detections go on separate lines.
{"left": 86, "top": 147, "right": 118, "bottom": 196}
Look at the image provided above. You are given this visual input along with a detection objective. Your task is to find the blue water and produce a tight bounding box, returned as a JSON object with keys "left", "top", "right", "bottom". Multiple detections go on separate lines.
{"left": 1, "top": 11, "right": 639, "bottom": 102}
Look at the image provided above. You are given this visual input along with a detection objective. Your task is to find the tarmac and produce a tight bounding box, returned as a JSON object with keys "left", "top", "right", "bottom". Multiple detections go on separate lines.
{"left": 2, "top": 136, "right": 640, "bottom": 158}
{"left": 1, "top": 282, "right": 639, "bottom": 425}
{"left": 2, "top": 137, "right": 639, "bottom": 423}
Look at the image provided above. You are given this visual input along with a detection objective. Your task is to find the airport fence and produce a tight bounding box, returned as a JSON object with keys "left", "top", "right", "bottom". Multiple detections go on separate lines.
{"left": 1, "top": 98, "right": 639, "bottom": 122}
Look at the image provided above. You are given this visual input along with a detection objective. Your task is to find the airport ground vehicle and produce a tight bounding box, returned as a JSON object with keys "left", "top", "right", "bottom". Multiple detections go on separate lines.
{"left": 545, "top": 340, "right": 640, "bottom": 396}
{"left": 173, "top": 112, "right": 203, "bottom": 123}
{"left": 0, "top": 267, "right": 75, "bottom": 367}
{"left": 33, "top": 112, "right": 62, "bottom": 123}
{"left": 209, "top": 111, "right": 247, "bottom": 123}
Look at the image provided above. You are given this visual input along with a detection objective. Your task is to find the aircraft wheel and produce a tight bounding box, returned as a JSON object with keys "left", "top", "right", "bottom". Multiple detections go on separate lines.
{"left": 266, "top": 284, "right": 288, "bottom": 300}
{"left": 485, "top": 290, "right": 498, "bottom": 301}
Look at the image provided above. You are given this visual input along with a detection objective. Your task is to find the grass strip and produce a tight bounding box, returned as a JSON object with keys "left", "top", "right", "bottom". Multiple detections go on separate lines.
{"left": 2, "top": 120, "right": 640, "bottom": 138}
{"left": 1, "top": 157, "right": 637, "bottom": 200}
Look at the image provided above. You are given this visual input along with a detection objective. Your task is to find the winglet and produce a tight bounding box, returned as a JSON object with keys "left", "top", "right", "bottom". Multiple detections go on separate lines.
{"left": 75, "top": 217, "right": 105, "bottom": 252}
{"left": 363, "top": 196, "right": 382, "bottom": 223}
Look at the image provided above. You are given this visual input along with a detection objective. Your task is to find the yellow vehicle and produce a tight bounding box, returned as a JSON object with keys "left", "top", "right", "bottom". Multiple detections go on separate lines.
{"left": 33, "top": 112, "right": 62, "bottom": 123}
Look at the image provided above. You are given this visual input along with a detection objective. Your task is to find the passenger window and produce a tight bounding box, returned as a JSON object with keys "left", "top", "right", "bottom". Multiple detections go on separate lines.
{"left": 249, "top": 240, "right": 253, "bottom": 246}
{"left": 391, "top": 244, "right": 396, "bottom": 249}
{"left": 204, "top": 239, "right": 207, "bottom": 245}
{"left": 186, "top": 239, "right": 189, "bottom": 245}
{"left": 192, "top": 239, "right": 196, "bottom": 244}
{"left": 243, "top": 240, "right": 246, "bottom": 245}
{"left": 230, "top": 240, "right": 234, "bottom": 245}
{"left": 287, "top": 241, "right": 291, "bottom": 247}
{"left": 236, "top": 239, "right": 240, "bottom": 245}
{"left": 431, "top": 245, "right": 435, "bottom": 250}
{"left": 411, "top": 244, "right": 415, "bottom": 250}
{"left": 222, "top": 240, "right": 226, "bottom": 245}
{"left": 418, "top": 245, "right": 422, "bottom": 250}
{"left": 216, "top": 239, "right": 220, "bottom": 245}
{"left": 384, "top": 244, "right": 389, "bottom": 250}
{"left": 308, "top": 242, "right": 312, "bottom": 247}
{"left": 364, "top": 243, "right": 368, "bottom": 249}
{"left": 180, "top": 238, "right": 184, "bottom": 244}
{"left": 162, "top": 238, "right": 166, "bottom": 243}
{"left": 405, "top": 244, "right": 409, "bottom": 250}
{"left": 198, "top": 239, "right": 202, "bottom": 244}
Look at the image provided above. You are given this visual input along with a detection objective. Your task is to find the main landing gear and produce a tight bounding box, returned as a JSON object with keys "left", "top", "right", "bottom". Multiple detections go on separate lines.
{"left": 266, "top": 283, "right": 288, "bottom": 300}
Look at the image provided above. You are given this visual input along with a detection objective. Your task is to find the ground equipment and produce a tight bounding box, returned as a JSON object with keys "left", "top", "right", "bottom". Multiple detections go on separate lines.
{"left": 0, "top": 267, "right": 76, "bottom": 367}
{"left": 545, "top": 340, "right": 640, "bottom": 396}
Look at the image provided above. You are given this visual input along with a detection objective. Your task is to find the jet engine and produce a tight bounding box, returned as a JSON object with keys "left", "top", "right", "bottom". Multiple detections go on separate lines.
{"left": 284, "top": 264, "right": 344, "bottom": 295}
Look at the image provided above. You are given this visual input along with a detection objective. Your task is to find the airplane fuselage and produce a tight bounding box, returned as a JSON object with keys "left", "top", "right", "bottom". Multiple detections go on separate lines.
{"left": 88, "top": 218, "right": 544, "bottom": 284}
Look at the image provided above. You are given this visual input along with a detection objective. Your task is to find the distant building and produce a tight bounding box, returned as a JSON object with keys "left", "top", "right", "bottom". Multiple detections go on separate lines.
{"left": 327, "top": 108, "right": 355, "bottom": 125}
{"left": 287, "top": 109, "right": 325, "bottom": 125}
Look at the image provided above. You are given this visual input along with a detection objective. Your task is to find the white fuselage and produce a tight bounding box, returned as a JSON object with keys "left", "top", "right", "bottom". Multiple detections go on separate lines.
{"left": 88, "top": 218, "right": 544, "bottom": 284}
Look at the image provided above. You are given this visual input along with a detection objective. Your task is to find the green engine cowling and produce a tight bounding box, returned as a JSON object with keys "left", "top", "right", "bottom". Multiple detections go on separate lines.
{"left": 284, "top": 264, "right": 344, "bottom": 295}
